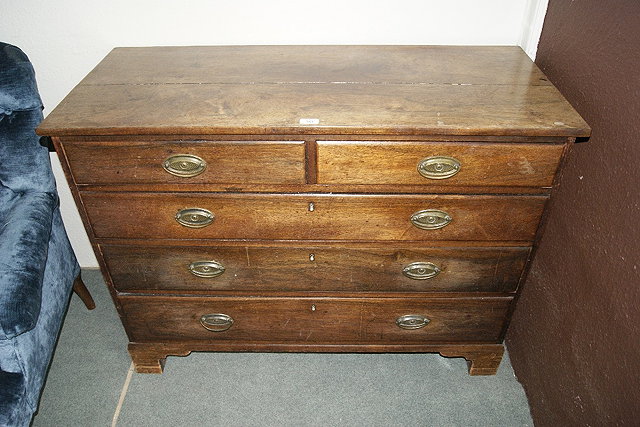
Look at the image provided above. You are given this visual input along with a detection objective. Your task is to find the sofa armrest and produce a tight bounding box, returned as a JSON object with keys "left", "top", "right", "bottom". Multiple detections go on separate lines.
{"left": 0, "top": 191, "right": 56, "bottom": 339}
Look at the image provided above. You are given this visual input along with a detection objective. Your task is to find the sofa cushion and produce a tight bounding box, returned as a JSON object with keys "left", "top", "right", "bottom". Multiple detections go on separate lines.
{"left": 0, "top": 191, "right": 56, "bottom": 340}
{"left": 0, "top": 369, "right": 26, "bottom": 426}
{"left": 0, "top": 42, "right": 55, "bottom": 194}
{"left": 0, "top": 108, "right": 56, "bottom": 193}
{"left": 0, "top": 43, "right": 42, "bottom": 115}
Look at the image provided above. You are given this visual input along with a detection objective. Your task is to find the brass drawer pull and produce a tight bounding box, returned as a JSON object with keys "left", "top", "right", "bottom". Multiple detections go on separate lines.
{"left": 402, "top": 262, "right": 441, "bottom": 280}
{"left": 189, "top": 260, "right": 225, "bottom": 278}
{"left": 410, "top": 209, "right": 452, "bottom": 230}
{"left": 163, "top": 154, "right": 207, "bottom": 177}
{"left": 175, "top": 208, "right": 215, "bottom": 228}
{"left": 200, "top": 313, "right": 234, "bottom": 332}
{"left": 396, "top": 314, "right": 430, "bottom": 330}
{"left": 417, "top": 156, "right": 461, "bottom": 180}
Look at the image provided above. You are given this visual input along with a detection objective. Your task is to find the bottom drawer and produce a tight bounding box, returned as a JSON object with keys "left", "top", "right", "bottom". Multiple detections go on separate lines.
{"left": 120, "top": 296, "right": 511, "bottom": 344}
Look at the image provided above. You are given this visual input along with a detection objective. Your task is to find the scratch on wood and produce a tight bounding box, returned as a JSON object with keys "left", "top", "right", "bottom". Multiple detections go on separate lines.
{"left": 245, "top": 247, "right": 250, "bottom": 267}
{"left": 399, "top": 224, "right": 414, "bottom": 239}
{"left": 518, "top": 157, "right": 535, "bottom": 175}
{"left": 473, "top": 219, "right": 491, "bottom": 240}
{"left": 358, "top": 303, "right": 365, "bottom": 339}
{"left": 493, "top": 251, "right": 503, "bottom": 284}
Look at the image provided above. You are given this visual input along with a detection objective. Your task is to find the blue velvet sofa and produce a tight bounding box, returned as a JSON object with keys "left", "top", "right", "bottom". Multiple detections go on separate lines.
{"left": 0, "top": 42, "right": 94, "bottom": 427}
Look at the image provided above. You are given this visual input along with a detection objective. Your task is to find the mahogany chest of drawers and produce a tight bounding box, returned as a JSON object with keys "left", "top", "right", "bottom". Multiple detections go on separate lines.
{"left": 38, "top": 46, "right": 590, "bottom": 375}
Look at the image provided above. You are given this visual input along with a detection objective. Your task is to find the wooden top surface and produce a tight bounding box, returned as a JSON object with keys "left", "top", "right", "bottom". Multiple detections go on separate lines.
{"left": 38, "top": 45, "right": 590, "bottom": 137}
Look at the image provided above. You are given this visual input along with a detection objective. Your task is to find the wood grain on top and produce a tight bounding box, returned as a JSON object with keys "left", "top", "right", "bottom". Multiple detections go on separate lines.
{"left": 37, "top": 45, "right": 590, "bottom": 137}
{"left": 78, "top": 46, "right": 550, "bottom": 86}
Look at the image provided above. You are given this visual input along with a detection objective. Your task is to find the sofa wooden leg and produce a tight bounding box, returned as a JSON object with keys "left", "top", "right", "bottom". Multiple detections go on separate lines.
{"left": 72, "top": 273, "right": 96, "bottom": 310}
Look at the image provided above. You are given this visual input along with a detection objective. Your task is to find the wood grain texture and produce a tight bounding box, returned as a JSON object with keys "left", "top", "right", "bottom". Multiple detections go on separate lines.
{"left": 63, "top": 140, "right": 305, "bottom": 184}
{"left": 317, "top": 141, "right": 564, "bottom": 187}
{"left": 101, "top": 245, "right": 530, "bottom": 294}
{"left": 439, "top": 344, "right": 505, "bottom": 375}
{"left": 95, "top": 238, "right": 534, "bottom": 249}
{"left": 38, "top": 82, "right": 590, "bottom": 137}
{"left": 78, "top": 46, "right": 551, "bottom": 86}
{"left": 72, "top": 183, "right": 555, "bottom": 195}
{"left": 57, "top": 134, "right": 569, "bottom": 143}
{"left": 81, "top": 192, "right": 547, "bottom": 242}
{"left": 119, "top": 295, "right": 512, "bottom": 343}
{"left": 37, "top": 46, "right": 590, "bottom": 138}
{"left": 128, "top": 343, "right": 190, "bottom": 374}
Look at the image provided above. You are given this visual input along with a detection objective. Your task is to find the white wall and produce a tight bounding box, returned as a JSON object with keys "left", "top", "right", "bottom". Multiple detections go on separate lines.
{"left": 1, "top": 0, "right": 546, "bottom": 267}
{"left": 520, "top": 0, "right": 550, "bottom": 58}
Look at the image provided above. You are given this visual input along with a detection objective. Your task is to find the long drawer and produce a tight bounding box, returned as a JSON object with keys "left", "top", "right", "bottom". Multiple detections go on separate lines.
{"left": 317, "top": 141, "right": 564, "bottom": 187}
{"left": 63, "top": 140, "right": 306, "bottom": 184}
{"left": 82, "top": 192, "right": 547, "bottom": 241}
{"left": 119, "top": 295, "right": 512, "bottom": 343}
{"left": 103, "top": 245, "right": 529, "bottom": 293}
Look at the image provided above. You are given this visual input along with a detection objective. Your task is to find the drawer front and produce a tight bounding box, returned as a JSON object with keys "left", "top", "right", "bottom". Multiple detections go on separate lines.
{"left": 119, "top": 296, "right": 511, "bottom": 343}
{"left": 83, "top": 192, "right": 546, "bottom": 242}
{"left": 63, "top": 140, "right": 306, "bottom": 184}
{"left": 103, "top": 245, "right": 529, "bottom": 293}
{"left": 317, "top": 141, "right": 564, "bottom": 187}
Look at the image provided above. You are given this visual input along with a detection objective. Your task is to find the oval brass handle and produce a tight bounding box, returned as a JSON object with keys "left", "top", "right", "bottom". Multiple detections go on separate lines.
{"left": 396, "top": 314, "right": 430, "bottom": 330}
{"left": 200, "top": 313, "right": 234, "bottom": 332}
{"left": 189, "top": 260, "right": 225, "bottom": 278}
{"left": 175, "top": 208, "right": 215, "bottom": 228}
{"left": 402, "top": 262, "right": 441, "bottom": 280}
{"left": 417, "top": 156, "right": 461, "bottom": 180}
{"left": 410, "top": 209, "right": 452, "bottom": 230}
{"left": 163, "top": 154, "right": 206, "bottom": 178}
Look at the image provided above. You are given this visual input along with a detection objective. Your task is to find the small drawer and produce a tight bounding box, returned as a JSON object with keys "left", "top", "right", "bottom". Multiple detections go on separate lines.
{"left": 119, "top": 295, "right": 512, "bottom": 343}
{"left": 62, "top": 140, "right": 306, "bottom": 184}
{"left": 82, "top": 192, "right": 547, "bottom": 242}
{"left": 102, "top": 245, "right": 530, "bottom": 294}
{"left": 317, "top": 141, "right": 564, "bottom": 188}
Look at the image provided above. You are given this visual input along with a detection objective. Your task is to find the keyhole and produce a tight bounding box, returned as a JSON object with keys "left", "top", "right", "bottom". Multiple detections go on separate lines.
{"left": 311, "top": 304, "right": 316, "bottom": 311}
{"left": 308, "top": 202, "right": 315, "bottom": 212}
{"left": 309, "top": 253, "right": 315, "bottom": 262}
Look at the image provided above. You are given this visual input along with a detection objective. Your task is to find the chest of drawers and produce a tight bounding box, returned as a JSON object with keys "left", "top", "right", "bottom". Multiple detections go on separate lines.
{"left": 38, "top": 46, "right": 589, "bottom": 375}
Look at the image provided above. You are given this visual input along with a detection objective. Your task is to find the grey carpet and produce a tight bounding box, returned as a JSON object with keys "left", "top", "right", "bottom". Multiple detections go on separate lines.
{"left": 33, "top": 269, "right": 533, "bottom": 426}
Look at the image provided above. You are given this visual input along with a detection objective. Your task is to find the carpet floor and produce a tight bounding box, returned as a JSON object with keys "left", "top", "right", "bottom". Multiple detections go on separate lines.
{"left": 32, "top": 269, "right": 533, "bottom": 426}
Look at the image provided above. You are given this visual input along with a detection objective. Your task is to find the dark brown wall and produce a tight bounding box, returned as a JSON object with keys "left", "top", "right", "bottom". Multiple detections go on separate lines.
{"left": 506, "top": 1, "right": 640, "bottom": 425}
